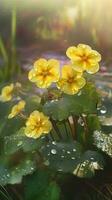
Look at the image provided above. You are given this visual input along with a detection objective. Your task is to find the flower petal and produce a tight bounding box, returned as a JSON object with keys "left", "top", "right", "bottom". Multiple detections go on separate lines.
{"left": 34, "top": 58, "right": 47, "bottom": 70}
{"left": 75, "top": 77, "right": 86, "bottom": 89}
{"left": 86, "top": 63, "right": 99, "bottom": 74}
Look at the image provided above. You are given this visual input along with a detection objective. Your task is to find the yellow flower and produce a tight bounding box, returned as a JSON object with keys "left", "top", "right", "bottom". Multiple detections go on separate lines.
{"left": 66, "top": 44, "right": 101, "bottom": 74}
{"left": 24, "top": 111, "right": 52, "bottom": 139}
{"left": 8, "top": 100, "right": 26, "bottom": 119}
{"left": 0, "top": 83, "right": 14, "bottom": 102}
{"left": 57, "top": 65, "right": 86, "bottom": 95}
{"left": 28, "top": 58, "right": 60, "bottom": 88}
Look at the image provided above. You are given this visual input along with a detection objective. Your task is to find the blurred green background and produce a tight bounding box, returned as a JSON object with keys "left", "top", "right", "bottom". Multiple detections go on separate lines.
{"left": 0, "top": 0, "right": 112, "bottom": 57}
{"left": 0, "top": 0, "right": 112, "bottom": 83}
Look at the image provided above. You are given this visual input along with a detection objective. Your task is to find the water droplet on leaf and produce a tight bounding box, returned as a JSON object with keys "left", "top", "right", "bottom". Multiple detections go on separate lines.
{"left": 52, "top": 141, "right": 56, "bottom": 145}
{"left": 51, "top": 149, "right": 57, "bottom": 154}
{"left": 100, "top": 106, "right": 107, "bottom": 114}
{"left": 73, "top": 149, "right": 76, "bottom": 152}
{"left": 78, "top": 117, "right": 84, "bottom": 126}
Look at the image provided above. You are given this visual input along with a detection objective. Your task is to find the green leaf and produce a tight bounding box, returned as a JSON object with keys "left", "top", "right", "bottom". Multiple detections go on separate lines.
{"left": 41, "top": 141, "right": 104, "bottom": 178}
{"left": 8, "top": 159, "right": 36, "bottom": 184}
{"left": 0, "top": 155, "right": 36, "bottom": 185}
{"left": 0, "top": 100, "right": 25, "bottom": 137}
{"left": 43, "top": 98, "right": 69, "bottom": 121}
{"left": 43, "top": 83, "right": 99, "bottom": 121}
{"left": 4, "top": 128, "right": 46, "bottom": 154}
{"left": 0, "top": 165, "right": 10, "bottom": 185}
{"left": 41, "top": 141, "right": 82, "bottom": 172}
{"left": 25, "top": 95, "right": 42, "bottom": 115}
{"left": 24, "top": 170, "right": 60, "bottom": 200}
{"left": 73, "top": 150, "right": 105, "bottom": 178}
{"left": 40, "top": 182, "right": 60, "bottom": 200}
{"left": 86, "top": 115, "right": 101, "bottom": 146}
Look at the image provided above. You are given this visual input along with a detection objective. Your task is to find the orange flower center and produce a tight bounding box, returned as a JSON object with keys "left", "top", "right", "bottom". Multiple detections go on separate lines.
{"left": 40, "top": 70, "right": 51, "bottom": 78}
{"left": 80, "top": 54, "right": 89, "bottom": 62}
{"left": 33, "top": 119, "right": 44, "bottom": 130}
{"left": 67, "top": 76, "right": 76, "bottom": 84}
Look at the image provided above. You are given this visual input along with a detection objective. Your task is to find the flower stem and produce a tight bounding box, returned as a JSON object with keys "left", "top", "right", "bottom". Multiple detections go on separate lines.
{"left": 67, "top": 118, "right": 74, "bottom": 140}
{"left": 82, "top": 115, "right": 89, "bottom": 144}
{"left": 19, "top": 113, "right": 27, "bottom": 120}
{"left": 11, "top": 3, "right": 17, "bottom": 76}
{"left": 63, "top": 121, "right": 69, "bottom": 139}
{"left": 72, "top": 116, "right": 78, "bottom": 140}
{"left": 50, "top": 131, "right": 55, "bottom": 141}
{"left": 51, "top": 119, "right": 63, "bottom": 140}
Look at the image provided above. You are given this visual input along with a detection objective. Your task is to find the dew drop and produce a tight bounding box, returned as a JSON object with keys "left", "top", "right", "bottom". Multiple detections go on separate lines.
{"left": 58, "top": 168, "right": 63, "bottom": 172}
{"left": 73, "top": 149, "right": 76, "bottom": 152}
{"left": 51, "top": 149, "right": 57, "bottom": 154}
{"left": 97, "top": 106, "right": 101, "bottom": 111}
{"left": 71, "top": 157, "right": 75, "bottom": 160}
{"left": 52, "top": 141, "right": 56, "bottom": 145}
{"left": 100, "top": 106, "right": 107, "bottom": 114}
{"left": 41, "top": 136, "right": 45, "bottom": 140}
{"left": 67, "top": 151, "right": 71, "bottom": 154}
{"left": 78, "top": 117, "right": 84, "bottom": 126}
{"left": 82, "top": 113, "right": 87, "bottom": 117}
{"left": 61, "top": 155, "right": 65, "bottom": 158}
{"left": 77, "top": 91, "right": 82, "bottom": 96}
{"left": 17, "top": 141, "right": 23, "bottom": 146}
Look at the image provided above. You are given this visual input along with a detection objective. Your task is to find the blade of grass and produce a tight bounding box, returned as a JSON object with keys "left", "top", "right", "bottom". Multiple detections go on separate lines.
{"left": 0, "top": 185, "right": 13, "bottom": 200}
{"left": 0, "top": 36, "right": 8, "bottom": 64}
{"left": 10, "top": 3, "right": 17, "bottom": 77}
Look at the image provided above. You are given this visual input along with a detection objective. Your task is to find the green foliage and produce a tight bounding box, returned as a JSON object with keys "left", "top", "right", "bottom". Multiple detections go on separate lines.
{"left": 93, "top": 130, "right": 112, "bottom": 158}
{"left": 41, "top": 141, "right": 104, "bottom": 178}
{"left": 24, "top": 170, "right": 61, "bottom": 200}
{"left": 0, "top": 80, "right": 106, "bottom": 186}
{"left": 73, "top": 150, "right": 104, "bottom": 178}
{"left": 43, "top": 83, "right": 99, "bottom": 121}
{"left": 4, "top": 131, "right": 41, "bottom": 155}
{"left": 0, "top": 157, "right": 35, "bottom": 185}
{"left": 41, "top": 141, "right": 82, "bottom": 172}
{"left": 0, "top": 5, "right": 20, "bottom": 83}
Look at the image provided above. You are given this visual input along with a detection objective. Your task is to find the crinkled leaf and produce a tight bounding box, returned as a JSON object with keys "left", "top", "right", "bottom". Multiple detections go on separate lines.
{"left": 24, "top": 170, "right": 60, "bottom": 200}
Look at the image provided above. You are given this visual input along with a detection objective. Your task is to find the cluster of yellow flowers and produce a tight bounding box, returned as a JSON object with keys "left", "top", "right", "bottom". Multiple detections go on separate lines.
{"left": 0, "top": 44, "right": 101, "bottom": 140}
{"left": 0, "top": 87, "right": 52, "bottom": 139}
{"left": 0, "top": 84, "right": 52, "bottom": 139}
{"left": 28, "top": 44, "right": 101, "bottom": 95}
